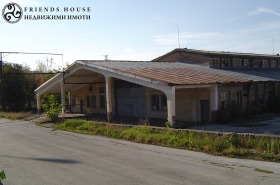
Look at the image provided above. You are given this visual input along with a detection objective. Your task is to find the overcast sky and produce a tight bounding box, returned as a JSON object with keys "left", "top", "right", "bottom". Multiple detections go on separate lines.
{"left": 0, "top": 0, "right": 280, "bottom": 70}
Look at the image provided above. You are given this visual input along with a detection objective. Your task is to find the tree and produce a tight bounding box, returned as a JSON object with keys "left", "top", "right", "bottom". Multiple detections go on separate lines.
{"left": 0, "top": 63, "right": 28, "bottom": 112}
{"left": 0, "top": 57, "right": 58, "bottom": 112}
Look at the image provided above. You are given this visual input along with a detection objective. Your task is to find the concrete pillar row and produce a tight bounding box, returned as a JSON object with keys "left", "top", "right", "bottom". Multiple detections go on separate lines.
{"left": 36, "top": 94, "right": 41, "bottom": 115}
{"left": 105, "top": 76, "right": 113, "bottom": 122}
{"left": 210, "top": 84, "right": 218, "bottom": 122}
{"left": 210, "top": 84, "right": 218, "bottom": 111}
{"left": 68, "top": 92, "right": 71, "bottom": 113}
{"left": 60, "top": 81, "right": 65, "bottom": 114}
{"left": 165, "top": 86, "right": 176, "bottom": 127}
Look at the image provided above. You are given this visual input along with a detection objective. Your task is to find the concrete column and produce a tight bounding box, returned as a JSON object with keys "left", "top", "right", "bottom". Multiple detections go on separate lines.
{"left": 36, "top": 94, "right": 41, "bottom": 115}
{"left": 210, "top": 84, "right": 218, "bottom": 122}
{"left": 165, "top": 86, "right": 176, "bottom": 127}
{"left": 60, "top": 81, "right": 65, "bottom": 114}
{"left": 105, "top": 76, "right": 113, "bottom": 122}
{"left": 210, "top": 85, "right": 218, "bottom": 111}
{"left": 68, "top": 92, "right": 71, "bottom": 113}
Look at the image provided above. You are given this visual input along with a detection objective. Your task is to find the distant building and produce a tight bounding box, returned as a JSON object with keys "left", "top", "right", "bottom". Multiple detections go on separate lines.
{"left": 35, "top": 48, "right": 280, "bottom": 127}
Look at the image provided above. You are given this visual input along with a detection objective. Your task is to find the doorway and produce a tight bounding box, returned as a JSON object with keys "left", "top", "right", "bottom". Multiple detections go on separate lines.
{"left": 200, "top": 100, "right": 210, "bottom": 123}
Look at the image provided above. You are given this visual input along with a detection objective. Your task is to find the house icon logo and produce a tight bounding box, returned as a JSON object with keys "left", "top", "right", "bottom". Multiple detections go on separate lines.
{"left": 2, "top": 3, "right": 23, "bottom": 24}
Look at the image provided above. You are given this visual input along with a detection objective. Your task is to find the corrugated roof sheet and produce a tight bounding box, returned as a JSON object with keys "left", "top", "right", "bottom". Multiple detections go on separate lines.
{"left": 78, "top": 60, "right": 279, "bottom": 85}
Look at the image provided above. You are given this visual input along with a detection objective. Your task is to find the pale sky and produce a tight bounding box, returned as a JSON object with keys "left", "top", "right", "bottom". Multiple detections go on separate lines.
{"left": 0, "top": 0, "right": 280, "bottom": 70}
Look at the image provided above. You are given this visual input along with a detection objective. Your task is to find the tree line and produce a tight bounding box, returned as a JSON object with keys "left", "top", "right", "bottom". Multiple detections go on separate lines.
{"left": 0, "top": 58, "right": 58, "bottom": 112}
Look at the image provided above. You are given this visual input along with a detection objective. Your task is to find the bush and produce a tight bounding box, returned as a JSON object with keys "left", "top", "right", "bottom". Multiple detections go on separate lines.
{"left": 0, "top": 170, "right": 6, "bottom": 184}
{"left": 42, "top": 94, "right": 61, "bottom": 122}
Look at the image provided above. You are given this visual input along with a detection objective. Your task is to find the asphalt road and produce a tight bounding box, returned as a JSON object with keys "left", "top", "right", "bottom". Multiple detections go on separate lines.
{"left": 0, "top": 119, "right": 279, "bottom": 185}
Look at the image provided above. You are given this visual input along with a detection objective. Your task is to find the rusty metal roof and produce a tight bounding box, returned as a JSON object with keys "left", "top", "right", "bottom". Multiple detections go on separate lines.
{"left": 78, "top": 60, "right": 279, "bottom": 85}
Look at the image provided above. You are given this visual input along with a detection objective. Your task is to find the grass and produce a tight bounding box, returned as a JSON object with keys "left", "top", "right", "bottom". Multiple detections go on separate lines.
{"left": 0, "top": 111, "right": 31, "bottom": 120}
{"left": 255, "top": 168, "right": 274, "bottom": 174}
{"left": 55, "top": 119, "right": 280, "bottom": 162}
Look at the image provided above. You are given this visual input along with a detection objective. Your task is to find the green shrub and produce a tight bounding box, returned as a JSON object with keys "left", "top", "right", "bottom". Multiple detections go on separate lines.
{"left": 0, "top": 170, "right": 6, "bottom": 184}
{"left": 42, "top": 94, "right": 61, "bottom": 122}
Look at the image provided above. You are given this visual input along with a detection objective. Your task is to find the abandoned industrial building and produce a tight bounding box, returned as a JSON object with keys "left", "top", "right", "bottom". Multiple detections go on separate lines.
{"left": 35, "top": 48, "right": 280, "bottom": 127}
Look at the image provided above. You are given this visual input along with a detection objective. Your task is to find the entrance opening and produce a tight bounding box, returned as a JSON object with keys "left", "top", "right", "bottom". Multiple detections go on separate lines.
{"left": 200, "top": 100, "right": 210, "bottom": 123}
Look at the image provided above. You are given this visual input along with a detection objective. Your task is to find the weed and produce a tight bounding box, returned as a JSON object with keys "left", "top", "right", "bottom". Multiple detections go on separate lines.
{"left": 0, "top": 111, "right": 31, "bottom": 120}
{"left": 165, "top": 122, "right": 171, "bottom": 128}
{"left": 55, "top": 119, "right": 280, "bottom": 162}
{"left": 0, "top": 170, "right": 6, "bottom": 184}
{"left": 138, "top": 118, "right": 150, "bottom": 126}
{"left": 255, "top": 168, "right": 274, "bottom": 174}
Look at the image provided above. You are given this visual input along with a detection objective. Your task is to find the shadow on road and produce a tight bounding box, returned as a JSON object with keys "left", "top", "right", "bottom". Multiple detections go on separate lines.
{"left": 1, "top": 155, "right": 80, "bottom": 164}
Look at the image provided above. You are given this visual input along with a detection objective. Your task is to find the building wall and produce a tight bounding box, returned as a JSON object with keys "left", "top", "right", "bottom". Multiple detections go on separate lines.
{"left": 71, "top": 82, "right": 108, "bottom": 115}
{"left": 218, "top": 82, "right": 276, "bottom": 114}
{"left": 145, "top": 87, "right": 167, "bottom": 119}
{"left": 154, "top": 51, "right": 210, "bottom": 65}
{"left": 145, "top": 87, "right": 210, "bottom": 123}
{"left": 218, "top": 84, "right": 245, "bottom": 110}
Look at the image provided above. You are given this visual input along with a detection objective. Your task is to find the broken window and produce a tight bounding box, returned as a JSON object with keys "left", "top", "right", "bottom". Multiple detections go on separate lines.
{"left": 210, "top": 58, "right": 221, "bottom": 68}
{"left": 220, "top": 92, "right": 230, "bottom": 108}
{"left": 271, "top": 60, "right": 277, "bottom": 68}
{"left": 221, "top": 58, "right": 231, "bottom": 67}
{"left": 262, "top": 60, "right": 269, "bottom": 68}
{"left": 232, "top": 92, "right": 240, "bottom": 106}
{"left": 253, "top": 59, "right": 262, "bottom": 68}
{"left": 243, "top": 59, "right": 252, "bottom": 68}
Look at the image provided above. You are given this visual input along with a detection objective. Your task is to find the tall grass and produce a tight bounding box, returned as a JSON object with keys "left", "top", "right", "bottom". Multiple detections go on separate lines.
{"left": 0, "top": 111, "right": 31, "bottom": 120}
{"left": 56, "top": 119, "right": 280, "bottom": 162}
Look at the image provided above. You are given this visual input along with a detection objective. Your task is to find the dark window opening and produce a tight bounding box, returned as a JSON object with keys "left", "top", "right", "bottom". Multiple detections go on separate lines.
{"left": 151, "top": 95, "right": 160, "bottom": 111}
{"left": 221, "top": 92, "right": 230, "bottom": 108}
{"left": 86, "top": 96, "right": 91, "bottom": 108}
{"left": 232, "top": 92, "right": 240, "bottom": 106}
{"left": 99, "top": 95, "right": 106, "bottom": 109}
{"left": 99, "top": 87, "right": 105, "bottom": 94}
{"left": 91, "top": 95, "right": 96, "bottom": 108}
{"left": 161, "top": 95, "right": 167, "bottom": 111}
